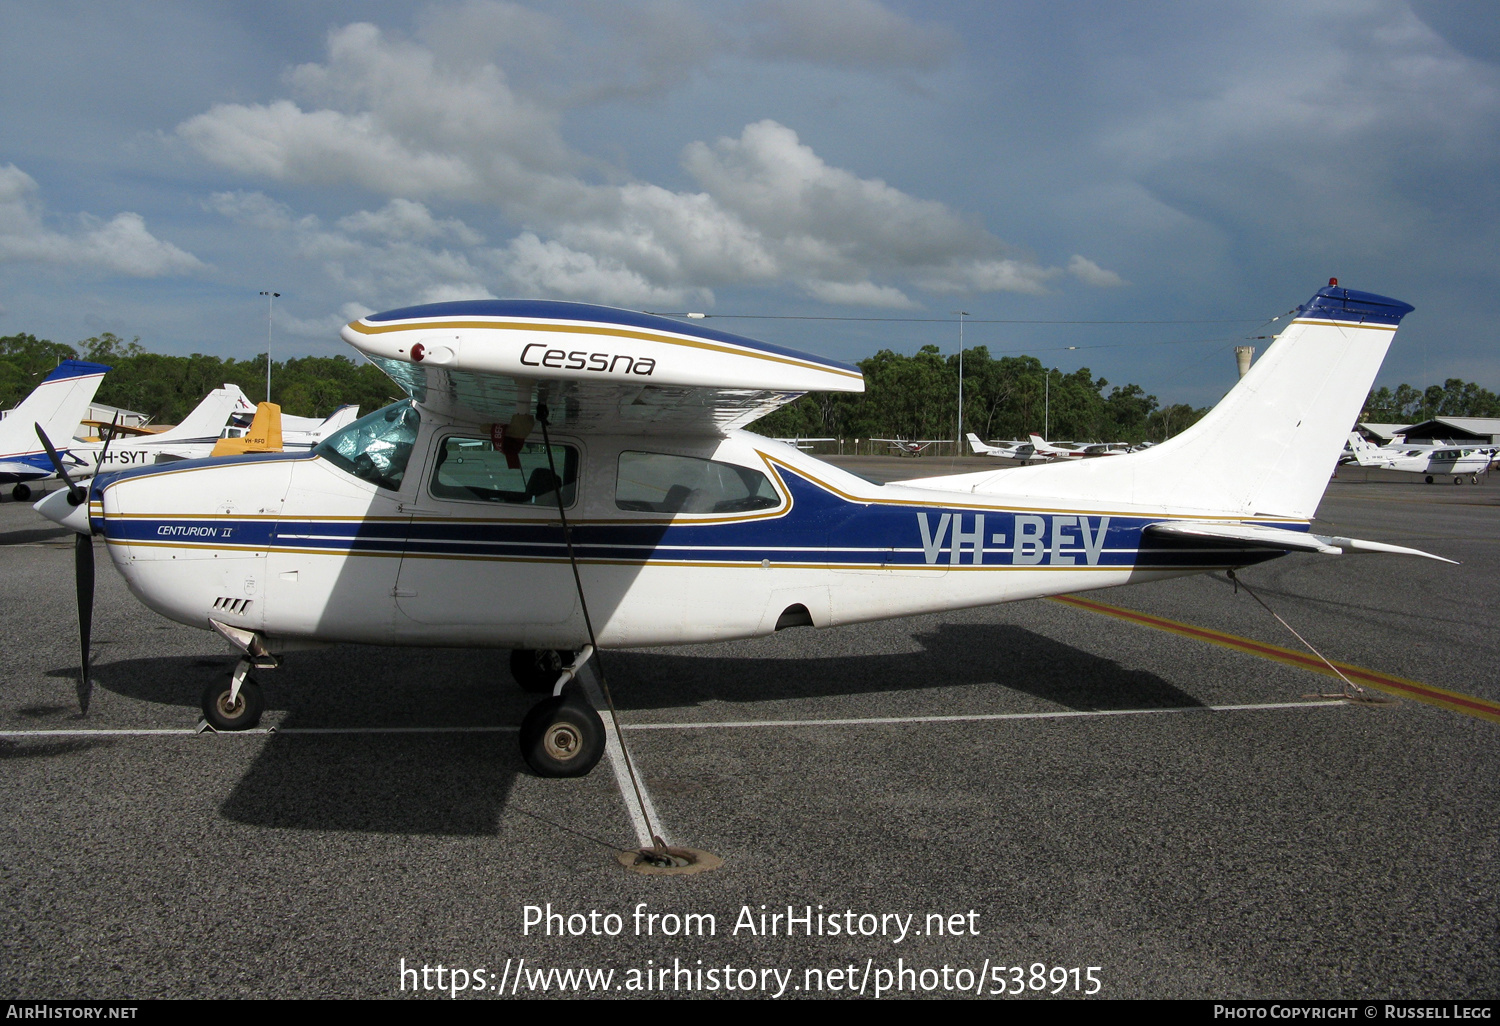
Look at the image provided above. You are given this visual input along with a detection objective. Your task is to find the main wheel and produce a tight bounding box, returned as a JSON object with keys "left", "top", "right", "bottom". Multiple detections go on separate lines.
{"left": 510, "top": 648, "right": 575, "bottom": 693}
{"left": 12, "top": 483, "right": 31, "bottom": 502}
{"left": 1454, "top": 476, "right": 1463, "bottom": 485}
{"left": 519, "top": 696, "right": 604, "bottom": 777}
{"left": 201, "top": 676, "right": 265, "bottom": 731}
{"left": 1425, "top": 475, "right": 1434, "bottom": 484}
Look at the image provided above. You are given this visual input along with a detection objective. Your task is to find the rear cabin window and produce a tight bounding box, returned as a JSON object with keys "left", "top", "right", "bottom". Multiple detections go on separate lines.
{"left": 430, "top": 436, "right": 578, "bottom": 507}
{"left": 615, "top": 451, "right": 780, "bottom": 514}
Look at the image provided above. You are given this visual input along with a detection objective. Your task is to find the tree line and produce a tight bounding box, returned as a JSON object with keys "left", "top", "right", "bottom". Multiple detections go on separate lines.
{"left": 752, "top": 345, "right": 1206, "bottom": 444}
{"left": 0, "top": 332, "right": 402, "bottom": 424}
{"left": 1360, "top": 380, "right": 1500, "bottom": 423}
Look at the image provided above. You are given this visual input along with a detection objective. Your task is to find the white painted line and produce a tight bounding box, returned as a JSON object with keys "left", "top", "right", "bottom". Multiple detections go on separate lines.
{"left": 0, "top": 700, "right": 1345, "bottom": 742}
{"left": 0, "top": 728, "right": 208, "bottom": 736}
{"left": 620, "top": 700, "right": 1347, "bottom": 731}
{"left": 276, "top": 726, "right": 518, "bottom": 734}
{"left": 0, "top": 725, "right": 516, "bottom": 737}
{"left": 579, "top": 664, "right": 670, "bottom": 849}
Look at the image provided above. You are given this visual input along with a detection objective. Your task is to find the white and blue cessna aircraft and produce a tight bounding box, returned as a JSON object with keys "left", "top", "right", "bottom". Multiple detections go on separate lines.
{"left": 35, "top": 281, "right": 1452, "bottom": 778}
{"left": 1, "top": 358, "right": 110, "bottom": 500}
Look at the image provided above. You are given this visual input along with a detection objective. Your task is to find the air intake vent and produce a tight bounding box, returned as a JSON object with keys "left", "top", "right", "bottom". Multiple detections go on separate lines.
{"left": 212, "top": 597, "right": 253, "bottom": 615}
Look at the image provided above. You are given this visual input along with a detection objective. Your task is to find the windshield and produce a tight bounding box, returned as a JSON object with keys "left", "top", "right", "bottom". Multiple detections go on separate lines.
{"left": 313, "top": 400, "right": 421, "bottom": 491}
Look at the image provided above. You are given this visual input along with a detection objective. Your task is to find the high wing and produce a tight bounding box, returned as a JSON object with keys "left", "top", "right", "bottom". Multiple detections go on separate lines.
{"left": 341, "top": 300, "right": 863, "bottom": 434}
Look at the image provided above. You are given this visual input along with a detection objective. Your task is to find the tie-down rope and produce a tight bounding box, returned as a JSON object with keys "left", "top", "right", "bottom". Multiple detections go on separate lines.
{"left": 536, "top": 405, "right": 675, "bottom": 861}
{"left": 1226, "top": 569, "right": 1395, "bottom": 706}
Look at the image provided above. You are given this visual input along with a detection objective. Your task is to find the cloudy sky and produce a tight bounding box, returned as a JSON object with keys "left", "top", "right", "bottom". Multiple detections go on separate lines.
{"left": 2, "top": 0, "right": 1496, "bottom": 405}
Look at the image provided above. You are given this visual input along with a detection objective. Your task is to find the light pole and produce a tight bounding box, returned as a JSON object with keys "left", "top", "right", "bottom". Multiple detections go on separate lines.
{"left": 1044, "top": 347, "right": 1078, "bottom": 441}
{"left": 260, "top": 291, "right": 280, "bottom": 403}
{"left": 954, "top": 311, "right": 968, "bottom": 454}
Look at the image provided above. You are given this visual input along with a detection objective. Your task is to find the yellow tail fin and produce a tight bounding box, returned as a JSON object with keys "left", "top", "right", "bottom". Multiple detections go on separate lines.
{"left": 210, "top": 403, "right": 283, "bottom": 456}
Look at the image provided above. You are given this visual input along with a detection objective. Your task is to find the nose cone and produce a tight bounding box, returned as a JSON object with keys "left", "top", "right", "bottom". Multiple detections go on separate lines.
{"left": 35, "top": 487, "right": 91, "bottom": 535}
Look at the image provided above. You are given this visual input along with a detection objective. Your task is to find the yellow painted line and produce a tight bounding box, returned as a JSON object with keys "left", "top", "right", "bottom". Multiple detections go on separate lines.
{"left": 1051, "top": 594, "right": 1500, "bottom": 725}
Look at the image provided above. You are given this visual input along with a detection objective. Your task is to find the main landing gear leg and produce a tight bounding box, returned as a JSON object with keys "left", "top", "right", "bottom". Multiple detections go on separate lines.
{"left": 518, "top": 646, "right": 603, "bottom": 778}
{"left": 510, "top": 648, "right": 575, "bottom": 693}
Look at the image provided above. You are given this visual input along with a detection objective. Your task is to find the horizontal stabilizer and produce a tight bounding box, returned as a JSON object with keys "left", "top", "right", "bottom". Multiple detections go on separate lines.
{"left": 1147, "top": 521, "right": 1343, "bottom": 554}
{"left": 1320, "top": 535, "right": 1459, "bottom": 563}
{"left": 1145, "top": 521, "right": 1457, "bottom": 563}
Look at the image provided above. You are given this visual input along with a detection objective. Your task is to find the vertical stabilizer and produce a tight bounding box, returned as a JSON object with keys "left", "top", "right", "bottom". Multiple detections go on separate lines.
{"left": 210, "top": 403, "right": 283, "bottom": 456}
{"left": 154, "top": 385, "right": 255, "bottom": 441}
{"left": 1347, "top": 431, "right": 1385, "bottom": 467}
{"left": 947, "top": 284, "right": 1414, "bottom": 519}
{"left": 310, "top": 404, "right": 360, "bottom": 441}
{"left": 0, "top": 360, "right": 111, "bottom": 454}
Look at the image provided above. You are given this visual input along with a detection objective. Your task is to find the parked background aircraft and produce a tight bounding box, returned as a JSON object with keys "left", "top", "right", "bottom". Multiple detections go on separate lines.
{"left": 222, "top": 404, "right": 360, "bottom": 449}
{"left": 965, "top": 433, "right": 1045, "bottom": 462}
{"left": 1345, "top": 432, "right": 1491, "bottom": 483}
{"left": 1028, "top": 433, "right": 1127, "bottom": 458}
{"left": 36, "top": 283, "right": 1450, "bottom": 785}
{"left": 0, "top": 359, "right": 109, "bottom": 500}
{"left": 874, "top": 437, "right": 944, "bottom": 456}
{"left": 772, "top": 436, "right": 835, "bottom": 451}
{"left": 69, "top": 385, "right": 257, "bottom": 476}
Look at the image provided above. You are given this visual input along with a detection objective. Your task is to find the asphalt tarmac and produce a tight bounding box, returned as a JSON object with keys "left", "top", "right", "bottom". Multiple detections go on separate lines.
{"left": 1, "top": 464, "right": 1495, "bottom": 1000}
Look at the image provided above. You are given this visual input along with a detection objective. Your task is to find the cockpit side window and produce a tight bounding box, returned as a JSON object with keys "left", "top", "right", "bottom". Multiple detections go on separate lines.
{"left": 615, "top": 451, "right": 780, "bottom": 513}
{"left": 313, "top": 400, "right": 421, "bottom": 491}
{"left": 429, "top": 436, "right": 578, "bottom": 507}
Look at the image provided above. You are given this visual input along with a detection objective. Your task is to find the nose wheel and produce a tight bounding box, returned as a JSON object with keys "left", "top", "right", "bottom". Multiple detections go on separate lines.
{"left": 520, "top": 695, "right": 604, "bottom": 777}
{"left": 201, "top": 674, "right": 264, "bottom": 731}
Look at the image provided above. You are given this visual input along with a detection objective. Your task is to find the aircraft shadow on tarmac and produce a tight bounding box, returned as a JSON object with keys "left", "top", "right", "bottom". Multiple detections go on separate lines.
{"left": 0, "top": 524, "right": 72, "bottom": 545}
{"left": 600, "top": 622, "right": 1205, "bottom": 713}
{"left": 52, "top": 623, "right": 1201, "bottom": 835}
{"left": 0, "top": 736, "right": 116, "bottom": 760}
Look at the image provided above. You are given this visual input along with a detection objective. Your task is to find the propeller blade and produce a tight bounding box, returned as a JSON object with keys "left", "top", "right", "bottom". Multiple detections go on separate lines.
{"left": 37, "top": 423, "right": 100, "bottom": 713}
{"left": 33, "top": 423, "right": 84, "bottom": 504}
{"left": 74, "top": 531, "right": 95, "bottom": 714}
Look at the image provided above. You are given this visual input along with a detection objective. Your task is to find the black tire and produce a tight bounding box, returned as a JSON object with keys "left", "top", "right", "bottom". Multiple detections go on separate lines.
{"left": 519, "top": 696, "right": 604, "bottom": 778}
{"left": 1453, "top": 477, "right": 1463, "bottom": 485}
{"left": 201, "top": 676, "right": 264, "bottom": 731}
{"left": 12, "top": 483, "right": 31, "bottom": 502}
{"left": 1425, "top": 475, "right": 1434, "bottom": 484}
{"left": 510, "top": 648, "right": 574, "bottom": 693}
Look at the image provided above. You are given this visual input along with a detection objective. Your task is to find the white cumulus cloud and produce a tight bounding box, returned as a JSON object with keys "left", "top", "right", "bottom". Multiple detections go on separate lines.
{"left": 178, "top": 20, "right": 1109, "bottom": 311}
{"left": 1067, "top": 255, "right": 1125, "bottom": 287}
{"left": 802, "top": 280, "right": 917, "bottom": 309}
{"left": 498, "top": 233, "right": 711, "bottom": 309}
{"left": 0, "top": 164, "right": 204, "bottom": 277}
